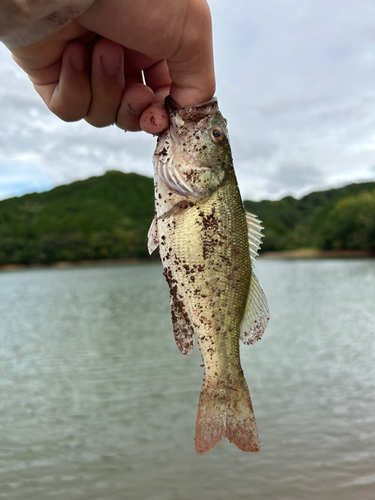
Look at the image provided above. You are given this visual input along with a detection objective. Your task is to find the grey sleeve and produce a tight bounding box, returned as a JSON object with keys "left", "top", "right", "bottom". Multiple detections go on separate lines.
{"left": 0, "top": 0, "right": 95, "bottom": 48}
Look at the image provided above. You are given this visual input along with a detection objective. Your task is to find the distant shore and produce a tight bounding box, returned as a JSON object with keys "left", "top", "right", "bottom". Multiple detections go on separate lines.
{"left": 261, "top": 249, "right": 375, "bottom": 259}
{"left": 1, "top": 250, "right": 374, "bottom": 273}
{"left": 0, "top": 258, "right": 153, "bottom": 273}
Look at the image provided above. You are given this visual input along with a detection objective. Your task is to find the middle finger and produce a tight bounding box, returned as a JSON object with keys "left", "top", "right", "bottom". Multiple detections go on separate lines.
{"left": 85, "top": 39, "right": 125, "bottom": 127}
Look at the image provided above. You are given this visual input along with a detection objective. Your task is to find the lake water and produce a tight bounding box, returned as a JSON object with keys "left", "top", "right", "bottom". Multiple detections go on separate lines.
{"left": 0, "top": 259, "right": 374, "bottom": 500}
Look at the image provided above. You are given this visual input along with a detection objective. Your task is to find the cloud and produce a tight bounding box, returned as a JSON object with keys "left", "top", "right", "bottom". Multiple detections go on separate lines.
{"left": 231, "top": 137, "right": 279, "bottom": 163}
{"left": 266, "top": 162, "right": 324, "bottom": 195}
{"left": 1, "top": 0, "right": 375, "bottom": 202}
{"left": 0, "top": 44, "right": 156, "bottom": 194}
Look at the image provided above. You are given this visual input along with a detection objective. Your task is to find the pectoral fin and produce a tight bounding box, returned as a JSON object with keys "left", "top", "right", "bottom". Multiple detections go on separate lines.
{"left": 147, "top": 216, "right": 159, "bottom": 255}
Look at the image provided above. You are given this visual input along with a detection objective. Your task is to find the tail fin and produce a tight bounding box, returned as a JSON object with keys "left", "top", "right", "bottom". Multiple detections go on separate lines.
{"left": 194, "top": 376, "right": 260, "bottom": 455}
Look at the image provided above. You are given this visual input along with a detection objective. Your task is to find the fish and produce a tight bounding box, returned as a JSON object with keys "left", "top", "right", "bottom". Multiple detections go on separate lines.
{"left": 148, "top": 96, "right": 269, "bottom": 454}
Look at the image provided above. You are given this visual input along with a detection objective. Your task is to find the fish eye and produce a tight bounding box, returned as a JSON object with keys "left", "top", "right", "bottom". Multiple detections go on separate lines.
{"left": 210, "top": 127, "right": 225, "bottom": 143}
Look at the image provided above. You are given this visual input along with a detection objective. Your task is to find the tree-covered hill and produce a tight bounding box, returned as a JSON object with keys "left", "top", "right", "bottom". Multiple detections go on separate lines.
{"left": 0, "top": 171, "right": 154, "bottom": 265}
{"left": 244, "top": 181, "right": 375, "bottom": 252}
{"left": 0, "top": 171, "right": 374, "bottom": 266}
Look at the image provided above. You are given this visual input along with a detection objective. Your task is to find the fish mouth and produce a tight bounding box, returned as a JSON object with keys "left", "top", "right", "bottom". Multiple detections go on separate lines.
{"left": 165, "top": 96, "right": 218, "bottom": 125}
{"left": 165, "top": 96, "right": 219, "bottom": 156}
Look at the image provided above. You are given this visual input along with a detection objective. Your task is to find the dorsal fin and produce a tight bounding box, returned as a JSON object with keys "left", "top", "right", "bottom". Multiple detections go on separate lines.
{"left": 240, "top": 273, "right": 270, "bottom": 345}
{"left": 245, "top": 212, "right": 264, "bottom": 268}
{"left": 240, "top": 211, "right": 269, "bottom": 345}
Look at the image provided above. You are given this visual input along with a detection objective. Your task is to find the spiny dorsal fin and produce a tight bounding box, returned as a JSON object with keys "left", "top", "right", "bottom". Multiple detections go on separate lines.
{"left": 240, "top": 211, "right": 269, "bottom": 345}
{"left": 245, "top": 212, "right": 264, "bottom": 268}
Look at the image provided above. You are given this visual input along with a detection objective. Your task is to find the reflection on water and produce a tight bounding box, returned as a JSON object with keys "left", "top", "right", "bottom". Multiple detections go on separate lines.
{"left": 0, "top": 260, "right": 374, "bottom": 499}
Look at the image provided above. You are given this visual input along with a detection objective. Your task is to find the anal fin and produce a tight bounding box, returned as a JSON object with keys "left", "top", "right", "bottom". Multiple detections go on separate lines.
{"left": 170, "top": 293, "right": 195, "bottom": 355}
{"left": 163, "top": 270, "right": 195, "bottom": 355}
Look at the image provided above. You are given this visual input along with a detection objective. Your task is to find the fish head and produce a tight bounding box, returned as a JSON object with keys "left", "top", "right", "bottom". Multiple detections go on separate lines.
{"left": 153, "top": 97, "right": 233, "bottom": 200}
{"left": 167, "top": 96, "right": 232, "bottom": 173}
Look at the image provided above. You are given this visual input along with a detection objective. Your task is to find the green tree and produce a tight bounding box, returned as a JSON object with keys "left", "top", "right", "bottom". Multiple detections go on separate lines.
{"left": 319, "top": 190, "right": 375, "bottom": 250}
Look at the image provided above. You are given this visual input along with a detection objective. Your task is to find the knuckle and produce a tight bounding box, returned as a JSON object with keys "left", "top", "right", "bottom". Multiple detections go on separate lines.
{"left": 84, "top": 116, "right": 113, "bottom": 128}
{"left": 49, "top": 104, "right": 82, "bottom": 122}
{"left": 115, "top": 114, "right": 141, "bottom": 132}
{"left": 115, "top": 121, "right": 141, "bottom": 132}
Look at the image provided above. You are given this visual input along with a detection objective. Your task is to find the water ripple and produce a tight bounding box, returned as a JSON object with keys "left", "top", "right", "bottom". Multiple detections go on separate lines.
{"left": 0, "top": 260, "right": 374, "bottom": 499}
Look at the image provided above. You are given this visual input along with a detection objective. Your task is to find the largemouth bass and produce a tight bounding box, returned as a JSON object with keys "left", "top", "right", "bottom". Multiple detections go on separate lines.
{"left": 148, "top": 97, "right": 269, "bottom": 454}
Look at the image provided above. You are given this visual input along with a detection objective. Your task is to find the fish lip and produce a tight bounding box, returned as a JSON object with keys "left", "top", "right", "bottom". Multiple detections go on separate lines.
{"left": 165, "top": 95, "right": 218, "bottom": 112}
{"left": 165, "top": 96, "right": 218, "bottom": 125}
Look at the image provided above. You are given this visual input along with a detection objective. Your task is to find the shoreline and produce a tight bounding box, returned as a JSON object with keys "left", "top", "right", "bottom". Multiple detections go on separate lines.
{"left": 0, "top": 250, "right": 374, "bottom": 273}
{"left": 261, "top": 249, "right": 375, "bottom": 259}
{"left": 0, "top": 258, "right": 156, "bottom": 273}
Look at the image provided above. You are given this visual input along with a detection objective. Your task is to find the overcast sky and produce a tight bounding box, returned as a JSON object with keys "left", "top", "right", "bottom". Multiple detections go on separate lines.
{"left": 1, "top": 0, "right": 375, "bottom": 202}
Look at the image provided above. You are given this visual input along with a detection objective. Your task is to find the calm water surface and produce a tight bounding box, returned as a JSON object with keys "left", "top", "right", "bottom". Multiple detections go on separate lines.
{"left": 0, "top": 260, "right": 374, "bottom": 499}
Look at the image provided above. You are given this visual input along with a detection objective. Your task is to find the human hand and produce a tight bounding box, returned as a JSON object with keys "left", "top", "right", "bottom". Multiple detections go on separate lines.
{"left": 10, "top": 0, "right": 215, "bottom": 135}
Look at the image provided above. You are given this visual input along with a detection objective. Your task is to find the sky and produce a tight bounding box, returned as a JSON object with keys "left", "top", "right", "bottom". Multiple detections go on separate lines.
{"left": 1, "top": 0, "right": 375, "bottom": 202}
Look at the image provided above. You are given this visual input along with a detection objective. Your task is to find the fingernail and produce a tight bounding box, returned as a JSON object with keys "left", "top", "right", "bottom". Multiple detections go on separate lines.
{"left": 100, "top": 51, "right": 121, "bottom": 76}
{"left": 70, "top": 51, "right": 86, "bottom": 72}
{"left": 128, "top": 102, "right": 151, "bottom": 116}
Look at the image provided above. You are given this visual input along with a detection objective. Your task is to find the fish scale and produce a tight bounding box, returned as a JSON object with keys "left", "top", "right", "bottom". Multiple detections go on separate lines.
{"left": 159, "top": 177, "right": 249, "bottom": 374}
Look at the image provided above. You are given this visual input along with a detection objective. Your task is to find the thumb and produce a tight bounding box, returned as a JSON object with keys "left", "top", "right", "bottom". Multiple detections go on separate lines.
{"left": 167, "top": 0, "right": 215, "bottom": 107}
